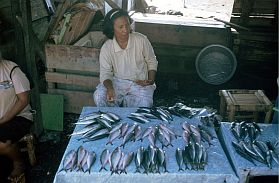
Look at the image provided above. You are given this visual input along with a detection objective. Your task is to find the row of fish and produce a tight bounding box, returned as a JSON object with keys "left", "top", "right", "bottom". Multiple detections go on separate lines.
{"left": 230, "top": 121, "right": 278, "bottom": 168}
{"left": 128, "top": 106, "right": 173, "bottom": 123}
{"left": 232, "top": 140, "right": 279, "bottom": 168}
{"left": 71, "top": 111, "right": 122, "bottom": 142}
{"left": 127, "top": 102, "right": 209, "bottom": 124}
{"left": 182, "top": 122, "right": 216, "bottom": 147}
{"left": 176, "top": 142, "right": 208, "bottom": 171}
{"left": 60, "top": 146, "right": 96, "bottom": 173}
{"left": 99, "top": 147, "right": 134, "bottom": 174}
{"left": 134, "top": 145, "right": 168, "bottom": 174}
{"left": 230, "top": 121, "right": 262, "bottom": 142}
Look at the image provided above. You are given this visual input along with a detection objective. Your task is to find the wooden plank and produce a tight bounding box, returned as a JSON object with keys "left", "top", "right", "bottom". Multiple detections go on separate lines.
{"left": 45, "top": 72, "right": 99, "bottom": 88}
{"left": 133, "top": 15, "right": 231, "bottom": 47}
{"left": 43, "top": 0, "right": 71, "bottom": 42}
{"left": 238, "top": 32, "right": 277, "bottom": 42}
{"left": 48, "top": 89, "right": 95, "bottom": 114}
{"left": 231, "top": 16, "right": 276, "bottom": 29}
{"left": 62, "top": 10, "right": 96, "bottom": 45}
{"left": 233, "top": 0, "right": 277, "bottom": 14}
{"left": 153, "top": 44, "right": 201, "bottom": 58}
{"left": 45, "top": 44, "right": 100, "bottom": 72}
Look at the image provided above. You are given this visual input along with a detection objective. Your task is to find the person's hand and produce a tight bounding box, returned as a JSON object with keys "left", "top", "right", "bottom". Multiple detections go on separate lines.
{"left": 106, "top": 88, "right": 115, "bottom": 102}
{"left": 134, "top": 79, "right": 154, "bottom": 86}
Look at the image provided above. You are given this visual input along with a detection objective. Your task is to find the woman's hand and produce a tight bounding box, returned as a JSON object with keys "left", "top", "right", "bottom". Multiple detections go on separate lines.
{"left": 106, "top": 88, "right": 115, "bottom": 102}
{"left": 134, "top": 79, "right": 154, "bottom": 87}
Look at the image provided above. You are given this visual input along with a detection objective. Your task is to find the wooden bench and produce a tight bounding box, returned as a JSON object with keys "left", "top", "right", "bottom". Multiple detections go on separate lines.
{"left": 45, "top": 44, "right": 100, "bottom": 114}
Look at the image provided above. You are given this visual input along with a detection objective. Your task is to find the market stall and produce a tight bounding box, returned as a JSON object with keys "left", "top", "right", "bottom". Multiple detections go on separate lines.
{"left": 218, "top": 122, "right": 279, "bottom": 183}
{"left": 53, "top": 106, "right": 238, "bottom": 183}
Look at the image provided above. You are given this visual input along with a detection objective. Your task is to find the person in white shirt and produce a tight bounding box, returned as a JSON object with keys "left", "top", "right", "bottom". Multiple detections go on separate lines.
{"left": 93, "top": 8, "right": 158, "bottom": 107}
{"left": 0, "top": 51, "right": 33, "bottom": 182}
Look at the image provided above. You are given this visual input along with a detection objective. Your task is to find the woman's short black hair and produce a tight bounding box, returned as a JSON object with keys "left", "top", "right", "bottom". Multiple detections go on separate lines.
{"left": 103, "top": 8, "right": 133, "bottom": 39}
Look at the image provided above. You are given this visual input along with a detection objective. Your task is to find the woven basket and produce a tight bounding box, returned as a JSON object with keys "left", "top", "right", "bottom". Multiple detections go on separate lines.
{"left": 195, "top": 44, "right": 237, "bottom": 85}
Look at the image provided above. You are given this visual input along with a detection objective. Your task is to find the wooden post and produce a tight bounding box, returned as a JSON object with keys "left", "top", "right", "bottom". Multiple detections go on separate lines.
{"left": 10, "top": 0, "right": 26, "bottom": 71}
{"left": 122, "top": 0, "right": 128, "bottom": 10}
{"left": 20, "top": 0, "right": 43, "bottom": 136}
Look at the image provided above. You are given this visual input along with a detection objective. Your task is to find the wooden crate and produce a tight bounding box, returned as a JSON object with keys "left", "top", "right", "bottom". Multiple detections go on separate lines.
{"left": 45, "top": 44, "right": 100, "bottom": 114}
{"left": 219, "top": 89, "right": 273, "bottom": 123}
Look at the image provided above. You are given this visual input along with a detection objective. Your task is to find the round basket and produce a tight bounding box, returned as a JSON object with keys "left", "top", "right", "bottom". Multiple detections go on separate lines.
{"left": 195, "top": 44, "right": 237, "bottom": 85}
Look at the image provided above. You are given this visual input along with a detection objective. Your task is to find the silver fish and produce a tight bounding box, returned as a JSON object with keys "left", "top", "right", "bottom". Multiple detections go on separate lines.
{"left": 110, "top": 147, "right": 122, "bottom": 174}
{"left": 99, "top": 149, "right": 110, "bottom": 172}
{"left": 83, "top": 151, "right": 96, "bottom": 173}
{"left": 121, "top": 152, "right": 134, "bottom": 174}
{"left": 175, "top": 148, "right": 184, "bottom": 171}
{"left": 107, "top": 129, "right": 121, "bottom": 145}
{"left": 77, "top": 146, "right": 87, "bottom": 170}
{"left": 61, "top": 150, "right": 77, "bottom": 172}
{"left": 106, "top": 112, "right": 121, "bottom": 122}
{"left": 135, "top": 146, "right": 145, "bottom": 173}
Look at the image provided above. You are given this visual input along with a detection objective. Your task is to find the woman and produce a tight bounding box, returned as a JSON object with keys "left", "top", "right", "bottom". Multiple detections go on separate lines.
{"left": 0, "top": 51, "right": 33, "bottom": 182}
{"left": 93, "top": 8, "right": 158, "bottom": 107}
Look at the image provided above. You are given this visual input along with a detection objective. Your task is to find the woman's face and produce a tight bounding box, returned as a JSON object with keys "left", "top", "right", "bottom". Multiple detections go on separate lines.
{"left": 113, "top": 16, "right": 130, "bottom": 41}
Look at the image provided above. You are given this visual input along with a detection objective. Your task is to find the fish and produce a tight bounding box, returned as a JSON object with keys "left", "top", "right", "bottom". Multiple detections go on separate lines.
{"left": 69, "top": 123, "right": 101, "bottom": 137}
{"left": 140, "top": 127, "right": 153, "bottom": 141}
{"left": 74, "top": 119, "right": 98, "bottom": 125}
{"left": 159, "top": 124, "right": 179, "bottom": 138}
{"left": 128, "top": 115, "right": 150, "bottom": 124}
{"left": 182, "top": 130, "right": 190, "bottom": 146}
{"left": 134, "top": 125, "right": 142, "bottom": 141}
{"left": 175, "top": 148, "right": 184, "bottom": 171}
{"left": 78, "top": 112, "right": 101, "bottom": 121}
{"left": 200, "top": 130, "right": 213, "bottom": 146}
{"left": 197, "top": 125, "right": 216, "bottom": 139}
{"left": 106, "top": 112, "right": 121, "bottom": 122}
{"left": 76, "top": 146, "right": 88, "bottom": 171}
{"left": 99, "top": 149, "right": 110, "bottom": 172}
{"left": 182, "top": 149, "right": 190, "bottom": 170}
{"left": 266, "top": 150, "right": 272, "bottom": 169}
{"left": 96, "top": 117, "right": 112, "bottom": 130}
{"left": 121, "top": 130, "right": 135, "bottom": 148}
{"left": 110, "top": 123, "right": 123, "bottom": 134}
{"left": 148, "top": 132, "right": 156, "bottom": 147}
{"left": 83, "top": 151, "right": 96, "bottom": 173}
{"left": 156, "top": 148, "right": 165, "bottom": 172}
{"left": 135, "top": 146, "right": 145, "bottom": 173}
{"left": 110, "top": 147, "right": 122, "bottom": 174}
{"left": 106, "top": 129, "right": 121, "bottom": 145}
{"left": 182, "top": 122, "right": 191, "bottom": 132}
{"left": 120, "top": 123, "right": 129, "bottom": 138}
{"left": 84, "top": 128, "right": 109, "bottom": 142}
{"left": 232, "top": 141, "right": 256, "bottom": 166}
{"left": 159, "top": 128, "right": 173, "bottom": 147}
{"left": 61, "top": 150, "right": 77, "bottom": 172}
{"left": 120, "top": 152, "right": 134, "bottom": 174}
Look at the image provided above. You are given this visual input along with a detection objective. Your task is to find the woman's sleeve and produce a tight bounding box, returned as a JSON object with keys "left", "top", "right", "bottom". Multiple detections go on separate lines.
{"left": 11, "top": 67, "right": 30, "bottom": 94}
{"left": 99, "top": 44, "right": 114, "bottom": 83}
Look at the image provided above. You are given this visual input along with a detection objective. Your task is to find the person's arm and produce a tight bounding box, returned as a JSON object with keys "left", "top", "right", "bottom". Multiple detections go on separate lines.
{"left": 103, "top": 79, "right": 115, "bottom": 102}
{"left": 134, "top": 70, "right": 156, "bottom": 86}
{"left": 0, "top": 91, "right": 29, "bottom": 124}
{"left": 135, "top": 35, "right": 158, "bottom": 86}
{"left": 99, "top": 43, "right": 115, "bottom": 102}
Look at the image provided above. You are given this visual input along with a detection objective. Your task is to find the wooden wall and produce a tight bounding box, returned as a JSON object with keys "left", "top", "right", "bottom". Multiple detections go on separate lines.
{"left": 132, "top": 13, "right": 233, "bottom": 75}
